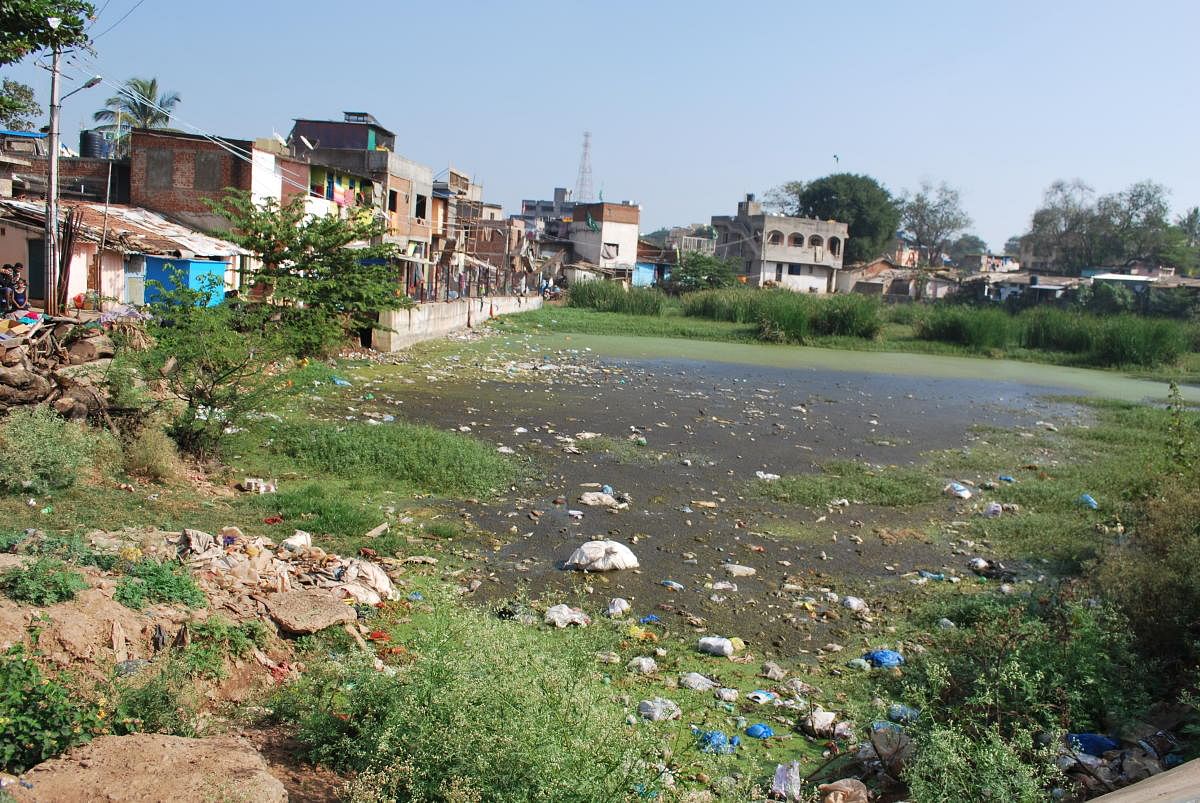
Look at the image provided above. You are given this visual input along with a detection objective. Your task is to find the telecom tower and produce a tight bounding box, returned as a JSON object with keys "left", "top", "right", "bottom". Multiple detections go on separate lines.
{"left": 573, "top": 131, "right": 594, "bottom": 203}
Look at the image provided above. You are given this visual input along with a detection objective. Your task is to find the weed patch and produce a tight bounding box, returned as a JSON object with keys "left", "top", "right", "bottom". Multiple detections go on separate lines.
{"left": 178, "top": 617, "right": 267, "bottom": 680}
{"left": 759, "top": 460, "right": 940, "bottom": 507}
{"left": 114, "top": 559, "right": 206, "bottom": 610}
{"left": 0, "top": 558, "right": 88, "bottom": 605}
{"left": 0, "top": 407, "right": 99, "bottom": 494}
{"left": 268, "top": 420, "right": 516, "bottom": 498}
{"left": 0, "top": 646, "right": 102, "bottom": 773}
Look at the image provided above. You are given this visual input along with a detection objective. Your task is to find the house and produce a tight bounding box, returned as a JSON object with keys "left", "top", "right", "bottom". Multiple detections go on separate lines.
{"left": 834, "top": 258, "right": 959, "bottom": 300}
{"left": 960, "top": 253, "right": 1020, "bottom": 273}
{"left": 635, "top": 239, "right": 674, "bottom": 287}
{"left": 966, "top": 272, "right": 1082, "bottom": 302}
{"left": 0, "top": 198, "right": 246, "bottom": 309}
{"left": 129, "top": 128, "right": 311, "bottom": 232}
{"left": 517, "top": 187, "right": 574, "bottom": 230}
{"left": 1090, "top": 273, "right": 1157, "bottom": 293}
{"left": 289, "top": 112, "right": 434, "bottom": 297}
{"left": 712, "top": 193, "right": 848, "bottom": 293}
{"left": 664, "top": 225, "right": 716, "bottom": 256}
{"left": 568, "top": 202, "right": 640, "bottom": 273}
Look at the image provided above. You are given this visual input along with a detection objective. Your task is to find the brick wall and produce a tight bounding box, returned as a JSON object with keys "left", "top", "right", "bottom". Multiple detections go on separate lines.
{"left": 130, "top": 130, "right": 252, "bottom": 217}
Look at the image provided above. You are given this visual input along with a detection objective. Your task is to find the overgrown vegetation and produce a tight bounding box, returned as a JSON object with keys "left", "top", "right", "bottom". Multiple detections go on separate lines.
{"left": 272, "top": 599, "right": 667, "bottom": 802}
{"left": 0, "top": 646, "right": 102, "bottom": 773}
{"left": 566, "top": 280, "right": 668, "bottom": 315}
{"left": 758, "top": 460, "right": 939, "bottom": 507}
{"left": 114, "top": 559, "right": 206, "bottom": 610}
{"left": 916, "top": 305, "right": 1189, "bottom": 366}
{"left": 0, "top": 557, "right": 88, "bottom": 605}
{"left": 178, "top": 617, "right": 267, "bottom": 680}
{"left": 0, "top": 406, "right": 99, "bottom": 493}
{"left": 267, "top": 420, "right": 517, "bottom": 498}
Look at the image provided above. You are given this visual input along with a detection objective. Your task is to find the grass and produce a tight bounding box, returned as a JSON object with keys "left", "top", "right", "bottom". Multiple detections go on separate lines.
{"left": 492, "top": 305, "right": 760, "bottom": 342}
{"left": 757, "top": 460, "right": 941, "bottom": 507}
{"left": 178, "top": 617, "right": 268, "bottom": 680}
{"left": 266, "top": 420, "right": 518, "bottom": 498}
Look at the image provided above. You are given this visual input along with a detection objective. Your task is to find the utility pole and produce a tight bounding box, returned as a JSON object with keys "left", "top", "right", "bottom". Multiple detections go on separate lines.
{"left": 44, "top": 40, "right": 62, "bottom": 315}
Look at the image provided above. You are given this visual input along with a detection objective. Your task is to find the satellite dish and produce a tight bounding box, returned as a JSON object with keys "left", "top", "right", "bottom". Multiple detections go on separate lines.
{"left": 299, "top": 136, "right": 314, "bottom": 150}
{"left": 273, "top": 132, "right": 287, "bottom": 146}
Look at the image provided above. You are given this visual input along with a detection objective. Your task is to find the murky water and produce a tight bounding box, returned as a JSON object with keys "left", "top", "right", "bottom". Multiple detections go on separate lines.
{"left": 536, "top": 333, "right": 1195, "bottom": 403}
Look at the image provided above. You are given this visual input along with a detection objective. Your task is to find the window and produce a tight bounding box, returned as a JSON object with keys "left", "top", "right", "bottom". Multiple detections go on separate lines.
{"left": 775, "top": 264, "right": 783, "bottom": 282}
{"left": 789, "top": 233, "right": 805, "bottom": 247}
{"left": 145, "top": 149, "right": 173, "bottom": 190}
{"left": 828, "top": 236, "right": 841, "bottom": 257}
{"left": 193, "top": 152, "right": 221, "bottom": 190}
{"left": 808, "top": 235, "right": 824, "bottom": 248}
{"left": 787, "top": 264, "right": 803, "bottom": 276}
{"left": 388, "top": 190, "right": 398, "bottom": 212}
{"left": 767, "top": 230, "right": 784, "bottom": 245}
{"left": 414, "top": 194, "right": 428, "bottom": 219}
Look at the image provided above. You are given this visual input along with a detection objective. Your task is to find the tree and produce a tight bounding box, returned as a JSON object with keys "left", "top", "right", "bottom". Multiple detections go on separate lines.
{"left": 93, "top": 76, "right": 181, "bottom": 134}
{"left": 1024, "top": 179, "right": 1107, "bottom": 273}
{"left": 665, "top": 252, "right": 737, "bottom": 293}
{"left": 207, "top": 190, "right": 412, "bottom": 340}
{"left": 0, "top": 1, "right": 93, "bottom": 65}
{"left": 1003, "top": 236, "right": 1023, "bottom": 257}
{"left": 1178, "top": 207, "right": 1200, "bottom": 249}
{"left": 0, "top": 79, "right": 42, "bottom": 129}
{"left": 768, "top": 174, "right": 901, "bottom": 265}
{"left": 947, "top": 234, "right": 988, "bottom": 265}
{"left": 901, "top": 181, "right": 972, "bottom": 266}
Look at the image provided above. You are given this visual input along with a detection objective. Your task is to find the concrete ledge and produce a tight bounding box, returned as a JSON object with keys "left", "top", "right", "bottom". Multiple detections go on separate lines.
{"left": 1090, "top": 758, "right": 1200, "bottom": 802}
{"left": 372, "top": 295, "right": 541, "bottom": 352}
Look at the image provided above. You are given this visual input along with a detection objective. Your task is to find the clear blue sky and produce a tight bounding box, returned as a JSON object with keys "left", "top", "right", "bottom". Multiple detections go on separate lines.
{"left": 6, "top": 0, "right": 1198, "bottom": 249}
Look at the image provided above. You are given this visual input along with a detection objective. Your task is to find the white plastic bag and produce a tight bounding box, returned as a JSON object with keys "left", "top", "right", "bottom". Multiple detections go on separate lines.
{"left": 564, "top": 540, "right": 639, "bottom": 572}
{"left": 698, "top": 636, "right": 734, "bottom": 657}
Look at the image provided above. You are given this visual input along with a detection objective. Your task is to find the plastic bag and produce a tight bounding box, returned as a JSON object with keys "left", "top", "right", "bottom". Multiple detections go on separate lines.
{"left": 606, "top": 597, "right": 631, "bottom": 617}
{"left": 863, "top": 649, "right": 904, "bottom": 668}
{"left": 544, "top": 604, "right": 590, "bottom": 628}
{"left": 698, "top": 636, "right": 734, "bottom": 657}
{"left": 637, "top": 697, "right": 681, "bottom": 721}
{"left": 564, "top": 540, "right": 639, "bottom": 572}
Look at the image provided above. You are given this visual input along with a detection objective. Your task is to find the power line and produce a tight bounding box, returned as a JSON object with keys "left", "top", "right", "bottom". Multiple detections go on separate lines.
{"left": 92, "top": 0, "right": 149, "bottom": 40}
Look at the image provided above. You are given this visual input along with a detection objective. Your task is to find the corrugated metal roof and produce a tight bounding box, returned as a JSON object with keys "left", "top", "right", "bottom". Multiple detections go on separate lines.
{"left": 0, "top": 199, "right": 246, "bottom": 258}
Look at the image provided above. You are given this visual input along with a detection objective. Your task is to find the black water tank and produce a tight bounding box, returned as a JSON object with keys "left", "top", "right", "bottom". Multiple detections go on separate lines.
{"left": 79, "top": 130, "right": 109, "bottom": 158}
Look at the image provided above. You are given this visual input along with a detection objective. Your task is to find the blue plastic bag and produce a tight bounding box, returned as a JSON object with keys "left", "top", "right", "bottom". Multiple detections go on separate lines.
{"left": 1080, "top": 493, "right": 1099, "bottom": 510}
{"left": 639, "top": 614, "right": 661, "bottom": 625}
{"left": 693, "top": 727, "right": 740, "bottom": 754}
{"left": 1068, "top": 733, "right": 1119, "bottom": 755}
{"left": 745, "top": 723, "right": 774, "bottom": 739}
{"left": 887, "top": 703, "right": 920, "bottom": 724}
{"left": 331, "top": 376, "right": 352, "bottom": 387}
{"left": 863, "top": 649, "right": 905, "bottom": 668}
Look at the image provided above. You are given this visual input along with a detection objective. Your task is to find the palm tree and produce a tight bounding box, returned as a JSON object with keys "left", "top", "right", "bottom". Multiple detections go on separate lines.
{"left": 93, "top": 77, "right": 181, "bottom": 155}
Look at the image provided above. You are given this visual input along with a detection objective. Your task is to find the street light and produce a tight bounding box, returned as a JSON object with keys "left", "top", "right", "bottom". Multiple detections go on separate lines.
{"left": 43, "top": 17, "right": 100, "bottom": 315}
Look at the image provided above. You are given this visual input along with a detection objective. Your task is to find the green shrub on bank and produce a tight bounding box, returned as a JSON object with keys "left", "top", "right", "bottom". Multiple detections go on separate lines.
{"left": 272, "top": 600, "right": 665, "bottom": 802}
{"left": 1021, "top": 307, "right": 1097, "bottom": 353}
{"left": 0, "top": 558, "right": 88, "bottom": 605}
{"left": 1090, "top": 314, "right": 1188, "bottom": 367}
{"left": 915, "top": 306, "right": 1018, "bottom": 350}
{"left": 809, "top": 293, "right": 883, "bottom": 338}
{"left": 114, "top": 559, "right": 206, "bottom": 610}
{"left": 567, "top": 282, "right": 668, "bottom": 316}
{"left": 269, "top": 420, "right": 516, "bottom": 498}
{"left": 0, "top": 407, "right": 99, "bottom": 494}
{"left": 681, "top": 287, "right": 774, "bottom": 324}
{"left": 0, "top": 646, "right": 103, "bottom": 773}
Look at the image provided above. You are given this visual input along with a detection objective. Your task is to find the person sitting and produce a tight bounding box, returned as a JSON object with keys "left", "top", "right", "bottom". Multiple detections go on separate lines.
{"left": 0, "top": 264, "right": 13, "bottom": 313}
{"left": 10, "top": 274, "right": 27, "bottom": 310}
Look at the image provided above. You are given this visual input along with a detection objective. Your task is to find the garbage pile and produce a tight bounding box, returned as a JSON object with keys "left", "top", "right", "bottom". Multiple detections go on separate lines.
{"left": 0, "top": 308, "right": 137, "bottom": 415}
{"left": 176, "top": 527, "right": 399, "bottom": 620}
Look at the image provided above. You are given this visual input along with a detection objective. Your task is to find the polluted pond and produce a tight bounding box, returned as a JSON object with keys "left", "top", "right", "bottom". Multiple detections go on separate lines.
{"left": 2, "top": 326, "right": 1198, "bottom": 801}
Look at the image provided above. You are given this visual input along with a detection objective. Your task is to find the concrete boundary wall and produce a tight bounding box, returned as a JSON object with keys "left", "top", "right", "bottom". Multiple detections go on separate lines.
{"left": 372, "top": 295, "right": 542, "bottom": 352}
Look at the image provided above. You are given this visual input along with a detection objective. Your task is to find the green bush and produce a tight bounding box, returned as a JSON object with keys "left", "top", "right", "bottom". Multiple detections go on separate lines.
{"left": 681, "top": 287, "right": 773, "bottom": 324}
{"left": 0, "top": 406, "right": 98, "bottom": 494}
{"left": 0, "top": 645, "right": 102, "bottom": 772}
{"left": 915, "top": 306, "right": 1018, "bottom": 350}
{"left": 272, "top": 601, "right": 664, "bottom": 802}
{"left": 178, "top": 617, "right": 268, "bottom": 680}
{"left": 759, "top": 460, "right": 939, "bottom": 507}
{"left": 114, "top": 559, "right": 206, "bottom": 610}
{"left": 755, "top": 292, "right": 813, "bottom": 343}
{"left": 904, "top": 722, "right": 1060, "bottom": 803}
{"left": 1020, "top": 307, "right": 1097, "bottom": 353}
{"left": 566, "top": 281, "right": 668, "bottom": 316}
{"left": 269, "top": 420, "right": 516, "bottom": 498}
{"left": 0, "top": 557, "right": 88, "bottom": 605}
{"left": 1090, "top": 314, "right": 1188, "bottom": 367}
{"left": 123, "top": 423, "right": 185, "bottom": 482}
{"left": 809, "top": 293, "right": 883, "bottom": 338}
{"left": 110, "top": 662, "right": 198, "bottom": 737}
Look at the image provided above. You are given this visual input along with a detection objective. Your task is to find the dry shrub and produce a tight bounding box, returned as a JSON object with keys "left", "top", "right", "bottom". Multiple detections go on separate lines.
{"left": 124, "top": 424, "right": 184, "bottom": 483}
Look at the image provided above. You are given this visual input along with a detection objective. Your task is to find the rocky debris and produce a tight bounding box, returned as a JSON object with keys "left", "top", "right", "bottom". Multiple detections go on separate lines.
{"left": 0, "top": 310, "right": 140, "bottom": 415}
{"left": 179, "top": 527, "right": 398, "bottom": 608}
{"left": 5, "top": 734, "right": 286, "bottom": 802}
{"left": 266, "top": 590, "right": 357, "bottom": 635}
